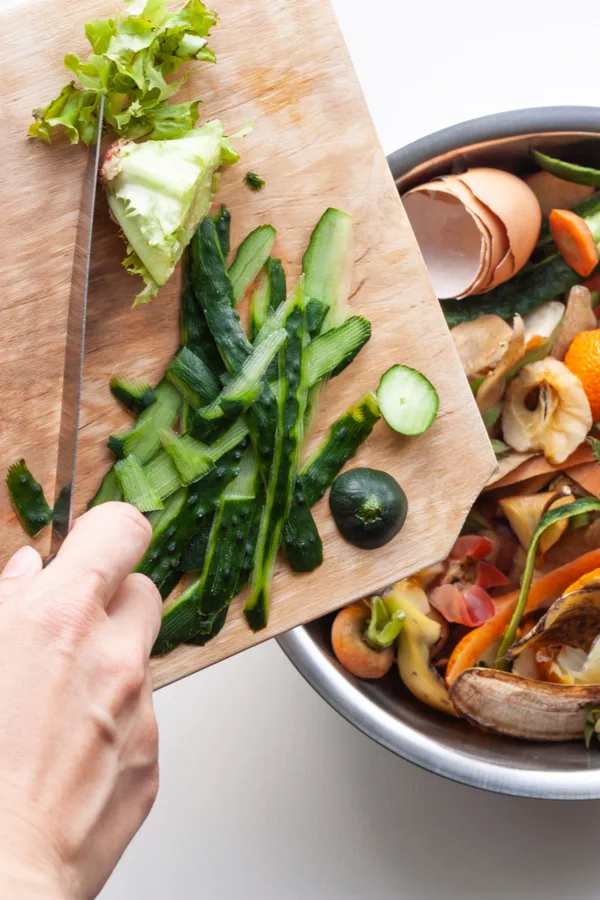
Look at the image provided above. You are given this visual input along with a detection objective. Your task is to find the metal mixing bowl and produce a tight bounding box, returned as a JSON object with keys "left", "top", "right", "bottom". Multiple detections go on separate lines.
{"left": 278, "top": 107, "right": 600, "bottom": 800}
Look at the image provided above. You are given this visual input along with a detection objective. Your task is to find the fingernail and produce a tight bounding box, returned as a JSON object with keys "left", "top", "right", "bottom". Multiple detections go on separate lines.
{"left": 1, "top": 545, "right": 40, "bottom": 579}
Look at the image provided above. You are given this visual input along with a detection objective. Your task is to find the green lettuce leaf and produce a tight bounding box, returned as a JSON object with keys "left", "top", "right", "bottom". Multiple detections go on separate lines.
{"left": 103, "top": 120, "right": 235, "bottom": 304}
{"left": 29, "top": 0, "right": 217, "bottom": 144}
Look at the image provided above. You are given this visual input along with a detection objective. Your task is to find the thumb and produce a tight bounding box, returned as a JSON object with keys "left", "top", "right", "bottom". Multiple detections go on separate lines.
{"left": 0, "top": 545, "right": 43, "bottom": 601}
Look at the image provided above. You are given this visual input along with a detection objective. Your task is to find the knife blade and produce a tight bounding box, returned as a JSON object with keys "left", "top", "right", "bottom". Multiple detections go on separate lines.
{"left": 50, "top": 93, "right": 105, "bottom": 553}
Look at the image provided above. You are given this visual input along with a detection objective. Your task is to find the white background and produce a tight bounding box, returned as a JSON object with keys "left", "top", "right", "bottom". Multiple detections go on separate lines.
{"left": 96, "top": 1, "right": 600, "bottom": 897}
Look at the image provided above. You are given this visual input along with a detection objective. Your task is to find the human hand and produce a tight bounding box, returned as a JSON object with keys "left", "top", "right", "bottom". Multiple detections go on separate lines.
{"left": 0, "top": 502, "right": 162, "bottom": 900}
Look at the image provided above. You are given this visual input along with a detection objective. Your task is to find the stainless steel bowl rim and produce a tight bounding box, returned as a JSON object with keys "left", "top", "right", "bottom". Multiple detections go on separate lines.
{"left": 278, "top": 105, "right": 600, "bottom": 800}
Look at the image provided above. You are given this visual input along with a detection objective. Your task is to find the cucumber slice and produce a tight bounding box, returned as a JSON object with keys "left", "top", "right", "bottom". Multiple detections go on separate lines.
{"left": 377, "top": 365, "right": 439, "bottom": 436}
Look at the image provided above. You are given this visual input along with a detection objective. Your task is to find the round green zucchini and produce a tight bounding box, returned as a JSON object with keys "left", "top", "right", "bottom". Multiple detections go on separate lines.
{"left": 329, "top": 467, "right": 408, "bottom": 550}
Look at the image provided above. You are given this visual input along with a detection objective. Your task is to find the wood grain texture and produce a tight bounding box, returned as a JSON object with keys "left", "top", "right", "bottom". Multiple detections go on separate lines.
{"left": 0, "top": 0, "right": 495, "bottom": 689}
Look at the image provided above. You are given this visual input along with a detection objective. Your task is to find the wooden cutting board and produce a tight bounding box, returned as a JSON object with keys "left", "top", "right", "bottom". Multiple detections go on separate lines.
{"left": 0, "top": 0, "right": 495, "bottom": 689}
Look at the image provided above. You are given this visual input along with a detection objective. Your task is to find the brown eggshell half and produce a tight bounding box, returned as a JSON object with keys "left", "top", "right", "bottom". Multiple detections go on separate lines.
{"left": 456, "top": 211, "right": 491, "bottom": 297}
{"left": 402, "top": 182, "right": 487, "bottom": 300}
{"left": 487, "top": 246, "right": 515, "bottom": 290}
{"left": 441, "top": 175, "right": 509, "bottom": 292}
{"left": 457, "top": 168, "right": 542, "bottom": 275}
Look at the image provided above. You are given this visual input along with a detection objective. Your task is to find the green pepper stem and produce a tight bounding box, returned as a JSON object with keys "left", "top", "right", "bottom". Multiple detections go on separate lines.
{"left": 365, "top": 596, "right": 405, "bottom": 650}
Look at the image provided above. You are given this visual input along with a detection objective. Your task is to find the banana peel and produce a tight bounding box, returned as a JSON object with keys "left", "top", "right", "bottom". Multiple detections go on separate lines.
{"left": 450, "top": 668, "right": 600, "bottom": 741}
{"left": 508, "top": 575, "right": 600, "bottom": 657}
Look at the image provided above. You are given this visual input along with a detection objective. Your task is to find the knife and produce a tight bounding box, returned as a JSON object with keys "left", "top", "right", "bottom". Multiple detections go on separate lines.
{"left": 50, "top": 93, "right": 106, "bottom": 554}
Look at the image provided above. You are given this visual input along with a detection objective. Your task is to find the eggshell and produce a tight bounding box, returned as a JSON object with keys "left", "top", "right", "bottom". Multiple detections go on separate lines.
{"left": 441, "top": 176, "right": 509, "bottom": 293}
{"left": 486, "top": 246, "right": 515, "bottom": 290}
{"left": 457, "top": 168, "right": 542, "bottom": 275}
{"left": 456, "top": 211, "right": 492, "bottom": 297}
{"left": 402, "top": 182, "right": 487, "bottom": 299}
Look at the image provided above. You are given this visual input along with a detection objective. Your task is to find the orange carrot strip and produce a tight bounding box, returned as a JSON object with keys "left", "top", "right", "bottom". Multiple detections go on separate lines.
{"left": 549, "top": 208, "right": 599, "bottom": 277}
{"left": 445, "top": 548, "right": 600, "bottom": 684}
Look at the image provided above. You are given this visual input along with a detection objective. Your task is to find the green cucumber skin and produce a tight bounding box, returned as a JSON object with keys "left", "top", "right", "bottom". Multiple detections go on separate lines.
{"left": 182, "top": 246, "right": 224, "bottom": 375}
{"left": 245, "top": 297, "right": 308, "bottom": 631}
{"left": 228, "top": 225, "right": 277, "bottom": 306}
{"left": 190, "top": 397, "right": 254, "bottom": 445}
{"left": 282, "top": 482, "right": 323, "bottom": 572}
{"left": 193, "top": 217, "right": 279, "bottom": 469}
{"left": 193, "top": 218, "right": 253, "bottom": 370}
{"left": 114, "top": 456, "right": 164, "bottom": 513}
{"left": 249, "top": 269, "right": 270, "bottom": 342}
{"left": 300, "top": 394, "right": 381, "bottom": 506}
{"left": 306, "top": 299, "right": 329, "bottom": 340}
{"left": 110, "top": 379, "right": 156, "bottom": 416}
{"left": 6, "top": 460, "right": 53, "bottom": 538}
{"left": 200, "top": 497, "right": 256, "bottom": 617}
{"left": 186, "top": 607, "right": 227, "bottom": 646}
{"left": 234, "top": 491, "right": 264, "bottom": 593}
{"left": 88, "top": 467, "right": 123, "bottom": 508}
{"left": 136, "top": 450, "right": 241, "bottom": 591}
{"left": 180, "top": 519, "right": 213, "bottom": 572}
{"left": 143, "top": 450, "right": 181, "bottom": 502}
{"left": 305, "top": 316, "right": 372, "bottom": 385}
{"left": 249, "top": 257, "right": 287, "bottom": 343}
{"left": 266, "top": 257, "right": 286, "bottom": 311}
{"left": 189, "top": 410, "right": 233, "bottom": 445}
{"left": 153, "top": 494, "right": 256, "bottom": 654}
{"left": 166, "top": 347, "right": 221, "bottom": 410}
{"left": 213, "top": 204, "right": 231, "bottom": 260}
{"left": 190, "top": 328, "right": 286, "bottom": 444}
{"left": 282, "top": 393, "right": 381, "bottom": 570}
{"left": 302, "top": 208, "right": 352, "bottom": 329}
{"left": 108, "top": 380, "right": 181, "bottom": 464}
{"left": 442, "top": 255, "right": 589, "bottom": 327}
{"left": 264, "top": 258, "right": 289, "bottom": 378}
{"left": 158, "top": 568, "right": 183, "bottom": 601}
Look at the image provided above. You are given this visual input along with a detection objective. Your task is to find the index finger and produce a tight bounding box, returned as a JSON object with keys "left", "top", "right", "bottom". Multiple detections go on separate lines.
{"left": 42, "top": 502, "right": 152, "bottom": 609}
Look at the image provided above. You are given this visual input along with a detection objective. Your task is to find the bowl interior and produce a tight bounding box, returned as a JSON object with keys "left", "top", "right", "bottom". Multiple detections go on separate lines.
{"left": 280, "top": 118, "right": 600, "bottom": 799}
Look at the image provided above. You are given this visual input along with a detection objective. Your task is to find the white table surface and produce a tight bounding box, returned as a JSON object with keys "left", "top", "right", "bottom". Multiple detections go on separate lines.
{"left": 87, "top": 0, "right": 600, "bottom": 896}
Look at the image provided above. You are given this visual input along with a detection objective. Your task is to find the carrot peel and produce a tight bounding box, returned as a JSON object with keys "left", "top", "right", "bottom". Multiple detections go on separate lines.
{"left": 549, "top": 208, "right": 599, "bottom": 277}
